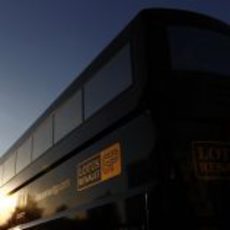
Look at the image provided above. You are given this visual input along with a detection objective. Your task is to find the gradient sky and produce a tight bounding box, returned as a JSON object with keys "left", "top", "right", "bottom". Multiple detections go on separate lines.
{"left": 0, "top": 0, "right": 229, "bottom": 155}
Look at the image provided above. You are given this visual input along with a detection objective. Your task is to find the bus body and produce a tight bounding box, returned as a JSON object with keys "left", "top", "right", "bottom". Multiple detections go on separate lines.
{"left": 0, "top": 8, "right": 229, "bottom": 230}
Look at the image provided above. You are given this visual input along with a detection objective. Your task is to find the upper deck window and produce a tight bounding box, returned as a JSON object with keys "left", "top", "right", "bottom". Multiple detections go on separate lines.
{"left": 32, "top": 116, "right": 53, "bottom": 160}
{"left": 84, "top": 44, "right": 132, "bottom": 119}
{"left": 168, "top": 27, "right": 230, "bottom": 76}
{"left": 54, "top": 90, "right": 83, "bottom": 143}
{"left": 16, "top": 137, "right": 32, "bottom": 173}
{"left": 2, "top": 153, "right": 16, "bottom": 184}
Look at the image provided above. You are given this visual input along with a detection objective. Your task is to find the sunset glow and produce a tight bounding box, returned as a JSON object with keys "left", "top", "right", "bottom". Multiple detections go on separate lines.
{"left": 0, "top": 192, "right": 17, "bottom": 225}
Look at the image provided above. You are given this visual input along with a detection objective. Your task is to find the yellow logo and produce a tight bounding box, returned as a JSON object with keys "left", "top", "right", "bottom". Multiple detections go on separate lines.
{"left": 101, "top": 143, "right": 121, "bottom": 181}
{"left": 77, "top": 142, "right": 122, "bottom": 191}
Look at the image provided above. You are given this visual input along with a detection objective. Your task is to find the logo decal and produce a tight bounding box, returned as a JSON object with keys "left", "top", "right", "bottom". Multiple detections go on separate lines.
{"left": 77, "top": 143, "right": 122, "bottom": 191}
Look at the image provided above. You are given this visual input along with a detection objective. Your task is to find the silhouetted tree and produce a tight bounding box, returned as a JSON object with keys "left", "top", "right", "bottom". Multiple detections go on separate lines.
{"left": 0, "top": 195, "right": 43, "bottom": 229}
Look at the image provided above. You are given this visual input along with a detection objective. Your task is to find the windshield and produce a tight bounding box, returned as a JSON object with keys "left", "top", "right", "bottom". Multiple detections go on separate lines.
{"left": 168, "top": 26, "right": 230, "bottom": 76}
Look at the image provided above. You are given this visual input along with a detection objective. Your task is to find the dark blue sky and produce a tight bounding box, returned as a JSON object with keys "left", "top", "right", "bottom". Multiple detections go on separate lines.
{"left": 0, "top": 0, "right": 229, "bottom": 155}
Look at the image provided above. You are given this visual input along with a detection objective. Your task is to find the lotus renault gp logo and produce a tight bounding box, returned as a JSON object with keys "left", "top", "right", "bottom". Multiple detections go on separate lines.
{"left": 193, "top": 141, "right": 230, "bottom": 180}
{"left": 77, "top": 142, "right": 122, "bottom": 191}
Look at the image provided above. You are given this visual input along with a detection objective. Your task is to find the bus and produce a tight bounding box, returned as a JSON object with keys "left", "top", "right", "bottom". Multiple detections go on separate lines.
{"left": 0, "top": 8, "right": 229, "bottom": 230}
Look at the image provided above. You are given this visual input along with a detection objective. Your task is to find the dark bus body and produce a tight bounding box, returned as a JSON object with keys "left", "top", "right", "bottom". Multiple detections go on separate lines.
{"left": 0, "top": 8, "right": 229, "bottom": 230}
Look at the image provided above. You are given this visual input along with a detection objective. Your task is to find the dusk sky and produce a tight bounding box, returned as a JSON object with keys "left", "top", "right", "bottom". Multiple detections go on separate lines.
{"left": 0, "top": 0, "right": 229, "bottom": 155}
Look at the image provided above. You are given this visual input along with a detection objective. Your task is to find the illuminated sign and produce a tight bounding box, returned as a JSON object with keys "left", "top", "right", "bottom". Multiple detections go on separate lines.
{"left": 77, "top": 142, "right": 122, "bottom": 191}
{"left": 193, "top": 141, "right": 230, "bottom": 180}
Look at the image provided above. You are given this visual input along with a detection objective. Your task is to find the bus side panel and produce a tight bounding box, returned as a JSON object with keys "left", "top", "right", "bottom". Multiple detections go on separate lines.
{"left": 3, "top": 112, "right": 155, "bottom": 229}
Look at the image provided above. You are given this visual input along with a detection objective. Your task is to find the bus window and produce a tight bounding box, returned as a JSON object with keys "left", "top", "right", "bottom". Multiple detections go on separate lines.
{"left": 54, "top": 90, "right": 83, "bottom": 143}
{"left": 23, "top": 194, "right": 147, "bottom": 230}
{"left": 16, "top": 137, "right": 32, "bottom": 173}
{"left": 168, "top": 27, "right": 230, "bottom": 76}
{"left": 3, "top": 153, "right": 16, "bottom": 184}
{"left": 84, "top": 44, "right": 132, "bottom": 119}
{"left": 32, "top": 116, "right": 53, "bottom": 160}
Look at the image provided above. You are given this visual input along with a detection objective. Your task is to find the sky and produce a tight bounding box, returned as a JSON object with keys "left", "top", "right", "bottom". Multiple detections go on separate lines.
{"left": 0, "top": 0, "right": 229, "bottom": 156}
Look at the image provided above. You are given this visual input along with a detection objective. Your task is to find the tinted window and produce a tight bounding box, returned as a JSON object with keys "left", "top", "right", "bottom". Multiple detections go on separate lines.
{"left": 3, "top": 153, "right": 16, "bottom": 183}
{"left": 32, "top": 116, "right": 53, "bottom": 160}
{"left": 16, "top": 137, "right": 32, "bottom": 173}
{"left": 169, "top": 27, "right": 230, "bottom": 76}
{"left": 84, "top": 44, "right": 132, "bottom": 118}
{"left": 24, "top": 195, "right": 147, "bottom": 230}
{"left": 54, "top": 90, "right": 82, "bottom": 143}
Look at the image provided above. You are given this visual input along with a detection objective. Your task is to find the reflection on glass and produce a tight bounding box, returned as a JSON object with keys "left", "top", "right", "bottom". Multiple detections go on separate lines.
{"left": 32, "top": 116, "right": 53, "bottom": 160}
{"left": 24, "top": 194, "right": 146, "bottom": 229}
{"left": 169, "top": 27, "right": 230, "bottom": 76}
{"left": 0, "top": 192, "right": 17, "bottom": 226}
{"left": 84, "top": 44, "right": 132, "bottom": 118}
{"left": 0, "top": 193, "right": 43, "bottom": 229}
{"left": 3, "top": 153, "right": 16, "bottom": 183}
{"left": 16, "top": 137, "right": 32, "bottom": 173}
{"left": 54, "top": 90, "right": 82, "bottom": 143}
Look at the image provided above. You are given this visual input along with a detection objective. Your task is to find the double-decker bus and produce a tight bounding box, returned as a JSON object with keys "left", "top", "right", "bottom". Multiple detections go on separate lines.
{"left": 0, "top": 8, "right": 229, "bottom": 230}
